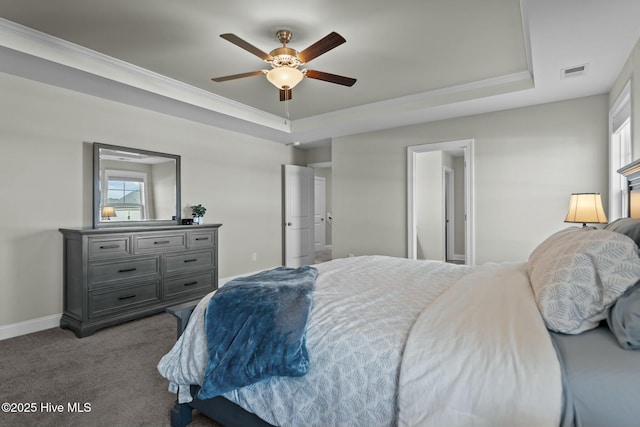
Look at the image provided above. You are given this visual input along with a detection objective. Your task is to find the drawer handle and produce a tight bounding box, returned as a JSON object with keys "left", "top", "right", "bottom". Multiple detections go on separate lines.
{"left": 118, "top": 267, "right": 137, "bottom": 273}
{"left": 184, "top": 281, "right": 198, "bottom": 287}
{"left": 195, "top": 237, "right": 209, "bottom": 241}
{"left": 184, "top": 259, "right": 198, "bottom": 263}
{"left": 118, "top": 294, "right": 136, "bottom": 300}
{"left": 154, "top": 240, "right": 171, "bottom": 245}
{"left": 99, "top": 244, "right": 120, "bottom": 249}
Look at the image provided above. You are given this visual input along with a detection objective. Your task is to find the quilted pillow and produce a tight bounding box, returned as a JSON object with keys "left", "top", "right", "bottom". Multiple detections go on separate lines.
{"left": 526, "top": 227, "right": 640, "bottom": 334}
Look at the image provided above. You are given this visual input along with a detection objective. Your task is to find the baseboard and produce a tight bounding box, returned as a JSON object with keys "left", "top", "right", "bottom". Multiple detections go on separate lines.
{"left": 0, "top": 268, "right": 279, "bottom": 341}
{"left": 0, "top": 313, "right": 61, "bottom": 341}
{"left": 452, "top": 254, "right": 465, "bottom": 262}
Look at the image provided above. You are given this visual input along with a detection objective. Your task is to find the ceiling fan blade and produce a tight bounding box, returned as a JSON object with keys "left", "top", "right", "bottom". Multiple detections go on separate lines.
{"left": 211, "top": 70, "right": 265, "bottom": 82}
{"left": 280, "top": 88, "right": 292, "bottom": 102}
{"left": 220, "top": 33, "right": 273, "bottom": 61}
{"left": 305, "top": 70, "right": 356, "bottom": 87}
{"left": 297, "top": 32, "right": 346, "bottom": 63}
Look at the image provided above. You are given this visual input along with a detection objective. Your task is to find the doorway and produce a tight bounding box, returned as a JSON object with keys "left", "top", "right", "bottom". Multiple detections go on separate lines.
{"left": 314, "top": 176, "right": 326, "bottom": 251}
{"left": 407, "top": 139, "right": 474, "bottom": 265}
{"left": 309, "top": 162, "right": 332, "bottom": 263}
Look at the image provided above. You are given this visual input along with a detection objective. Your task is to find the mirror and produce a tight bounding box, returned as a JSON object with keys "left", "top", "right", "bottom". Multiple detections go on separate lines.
{"left": 93, "top": 143, "right": 181, "bottom": 228}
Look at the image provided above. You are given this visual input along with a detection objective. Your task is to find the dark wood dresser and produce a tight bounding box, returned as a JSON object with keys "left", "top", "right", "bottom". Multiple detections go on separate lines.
{"left": 59, "top": 224, "right": 221, "bottom": 337}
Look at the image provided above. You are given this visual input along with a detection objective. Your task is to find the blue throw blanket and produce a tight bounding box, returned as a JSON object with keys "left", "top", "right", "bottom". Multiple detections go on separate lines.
{"left": 198, "top": 265, "right": 317, "bottom": 399}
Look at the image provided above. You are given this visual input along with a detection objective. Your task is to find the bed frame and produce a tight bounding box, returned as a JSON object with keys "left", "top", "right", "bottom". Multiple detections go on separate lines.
{"left": 166, "top": 302, "right": 275, "bottom": 427}
{"left": 618, "top": 157, "right": 640, "bottom": 218}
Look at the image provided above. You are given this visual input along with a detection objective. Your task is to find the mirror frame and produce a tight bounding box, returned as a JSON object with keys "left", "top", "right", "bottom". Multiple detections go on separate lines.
{"left": 93, "top": 142, "right": 181, "bottom": 228}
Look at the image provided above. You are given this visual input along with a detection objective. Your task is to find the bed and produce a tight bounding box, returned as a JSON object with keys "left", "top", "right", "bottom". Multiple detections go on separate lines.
{"left": 158, "top": 164, "right": 640, "bottom": 427}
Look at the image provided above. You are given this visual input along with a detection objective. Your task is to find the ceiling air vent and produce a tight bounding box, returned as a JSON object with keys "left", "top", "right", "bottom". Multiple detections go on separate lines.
{"left": 561, "top": 63, "right": 589, "bottom": 79}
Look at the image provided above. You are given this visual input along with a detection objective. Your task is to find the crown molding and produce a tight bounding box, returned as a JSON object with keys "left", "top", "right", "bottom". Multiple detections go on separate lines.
{"left": 0, "top": 12, "right": 535, "bottom": 145}
{"left": 291, "top": 70, "right": 533, "bottom": 142}
{"left": 0, "top": 18, "right": 290, "bottom": 133}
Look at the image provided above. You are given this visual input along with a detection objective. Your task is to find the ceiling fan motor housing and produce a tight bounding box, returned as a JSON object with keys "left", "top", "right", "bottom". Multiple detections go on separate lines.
{"left": 276, "top": 30, "right": 293, "bottom": 45}
{"left": 269, "top": 47, "right": 302, "bottom": 67}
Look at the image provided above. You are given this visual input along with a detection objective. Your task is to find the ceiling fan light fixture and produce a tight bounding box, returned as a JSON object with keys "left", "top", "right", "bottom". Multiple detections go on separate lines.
{"left": 213, "top": 30, "right": 355, "bottom": 101}
{"left": 266, "top": 66, "right": 304, "bottom": 90}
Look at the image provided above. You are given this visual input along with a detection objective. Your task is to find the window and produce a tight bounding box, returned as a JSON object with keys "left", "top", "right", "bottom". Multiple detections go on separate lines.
{"left": 609, "top": 83, "right": 632, "bottom": 221}
{"left": 104, "top": 170, "right": 148, "bottom": 221}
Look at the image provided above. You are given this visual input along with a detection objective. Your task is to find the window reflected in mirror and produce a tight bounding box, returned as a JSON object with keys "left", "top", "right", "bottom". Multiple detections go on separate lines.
{"left": 93, "top": 143, "right": 181, "bottom": 227}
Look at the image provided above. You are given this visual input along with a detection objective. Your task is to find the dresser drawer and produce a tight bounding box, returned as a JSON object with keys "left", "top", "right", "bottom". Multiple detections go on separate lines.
{"left": 134, "top": 232, "right": 186, "bottom": 253}
{"left": 88, "top": 235, "right": 131, "bottom": 259}
{"left": 164, "top": 272, "right": 214, "bottom": 299}
{"left": 164, "top": 250, "right": 213, "bottom": 274}
{"left": 189, "top": 230, "right": 215, "bottom": 248}
{"left": 88, "top": 256, "right": 160, "bottom": 288}
{"left": 89, "top": 280, "right": 160, "bottom": 318}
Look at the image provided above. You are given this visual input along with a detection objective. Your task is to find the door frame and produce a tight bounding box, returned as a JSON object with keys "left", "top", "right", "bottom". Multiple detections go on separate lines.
{"left": 314, "top": 176, "right": 327, "bottom": 251}
{"left": 443, "top": 166, "right": 455, "bottom": 261}
{"left": 407, "top": 139, "right": 475, "bottom": 265}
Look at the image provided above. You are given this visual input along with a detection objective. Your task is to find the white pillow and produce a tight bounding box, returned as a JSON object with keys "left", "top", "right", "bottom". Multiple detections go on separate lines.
{"left": 526, "top": 227, "right": 640, "bottom": 334}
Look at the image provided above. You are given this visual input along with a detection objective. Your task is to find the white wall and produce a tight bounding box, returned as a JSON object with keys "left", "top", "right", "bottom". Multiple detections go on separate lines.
{"left": 0, "top": 72, "right": 304, "bottom": 327}
{"left": 332, "top": 95, "right": 608, "bottom": 263}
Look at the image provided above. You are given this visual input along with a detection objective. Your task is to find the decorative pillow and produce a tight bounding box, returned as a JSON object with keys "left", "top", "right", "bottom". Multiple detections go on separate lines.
{"left": 526, "top": 227, "right": 640, "bottom": 334}
{"left": 607, "top": 280, "right": 640, "bottom": 349}
{"left": 605, "top": 218, "right": 640, "bottom": 248}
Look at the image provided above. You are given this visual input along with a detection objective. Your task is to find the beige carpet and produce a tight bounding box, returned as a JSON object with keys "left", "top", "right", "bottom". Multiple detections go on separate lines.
{"left": 0, "top": 313, "right": 219, "bottom": 427}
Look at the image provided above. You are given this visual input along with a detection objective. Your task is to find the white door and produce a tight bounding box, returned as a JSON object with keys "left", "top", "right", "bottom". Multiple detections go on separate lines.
{"left": 283, "top": 165, "right": 315, "bottom": 267}
{"left": 314, "top": 176, "right": 326, "bottom": 251}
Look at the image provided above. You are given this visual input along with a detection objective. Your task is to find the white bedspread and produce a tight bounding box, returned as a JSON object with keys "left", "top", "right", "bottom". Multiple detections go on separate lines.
{"left": 399, "top": 262, "right": 562, "bottom": 427}
{"left": 158, "top": 256, "right": 562, "bottom": 427}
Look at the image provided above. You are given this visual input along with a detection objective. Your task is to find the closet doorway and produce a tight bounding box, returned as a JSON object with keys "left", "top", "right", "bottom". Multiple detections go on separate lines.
{"left": 407, "top": 139, "right": 474, "bottom": 265}
{"left": 309, "top": 162, "right": 332, "bottom": 264}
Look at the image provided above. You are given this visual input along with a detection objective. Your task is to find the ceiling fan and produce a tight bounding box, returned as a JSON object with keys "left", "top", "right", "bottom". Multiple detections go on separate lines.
{"left": 211, "top": 30, "right": 357, "bottom": 101}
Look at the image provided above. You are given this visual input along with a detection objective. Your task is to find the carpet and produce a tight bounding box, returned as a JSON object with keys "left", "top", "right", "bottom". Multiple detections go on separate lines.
{"left": 0, "top": 313, "right": 219, "bottom": 427}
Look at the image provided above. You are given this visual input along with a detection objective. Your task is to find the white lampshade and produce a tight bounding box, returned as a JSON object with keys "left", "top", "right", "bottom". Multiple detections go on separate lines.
{"left": 564, "top": 193, "right": 607, "bottom": 226}
{"left": 266, "top": 66, "right": 304, "bottom": 89}
{"left": 101, "top": 206, "right": 116, "bottom": 220}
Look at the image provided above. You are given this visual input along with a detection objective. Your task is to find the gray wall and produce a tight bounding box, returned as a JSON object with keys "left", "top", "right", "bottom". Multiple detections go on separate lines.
{"left": 0, "top": 71, "right": 304, "bottom": 327}
{"left": 332, "top": 95, "right": 609, "bottom": 264}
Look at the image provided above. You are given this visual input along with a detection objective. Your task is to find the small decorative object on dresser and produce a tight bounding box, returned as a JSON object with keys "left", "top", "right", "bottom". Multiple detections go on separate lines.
{"left": 191, "top": 204, "right": 206, "bottom": 225}
{"left": 59, "top": 224, "right": 221, "bottom": 337}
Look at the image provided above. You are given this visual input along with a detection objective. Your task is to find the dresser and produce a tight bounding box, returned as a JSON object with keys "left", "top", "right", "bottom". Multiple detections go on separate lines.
{"left": 59, "top": 224, "right": 221, "bottom": 337}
